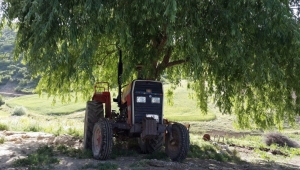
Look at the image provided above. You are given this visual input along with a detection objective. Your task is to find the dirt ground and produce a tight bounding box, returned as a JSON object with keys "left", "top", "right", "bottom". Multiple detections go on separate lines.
{"left": 1, "top": 131, "right": 300, "bottom": 170}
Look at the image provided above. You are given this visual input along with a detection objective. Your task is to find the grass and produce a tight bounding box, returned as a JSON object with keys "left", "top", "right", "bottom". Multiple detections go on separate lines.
{"left": 13, "top": 145, "right": 59, "bottom": 168}
{"left": 111, "top": 139, "right": 139, "bottom": 159}
{"left": 188, "top": 134, "right": 242, "bottom": 162}
{"left": 129, "top": 160, "right": 149, "bottom": 169}
{"left": 0, "top": 114, "right": 84, "bottom": 137}
{"left": 56, "top": 144, "right": 93, "bottom": 159}
{"left": 225, "top": 133, "right": 300, "bottom": 162}
{"left": 0, "top": 123, "right": 8, "bottom": 130}
{"left": 0, "top": 137, "right": 4, "bottom": 144}
{"left": 0, "top": 109, "right": 9, "bottom": 117}
{"left": 5, "top": 94, "right": 86, "bottom": 115}
{"left": 163, "top": 81, "right": 216, "bottom": 121}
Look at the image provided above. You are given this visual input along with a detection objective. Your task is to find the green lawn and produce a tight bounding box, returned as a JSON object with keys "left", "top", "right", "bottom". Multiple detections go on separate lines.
{"left": 5, "top": 94, "right": 86, "bottom": 115}
{"left": 163, "top": 81, "right": 216, "bottom": 121}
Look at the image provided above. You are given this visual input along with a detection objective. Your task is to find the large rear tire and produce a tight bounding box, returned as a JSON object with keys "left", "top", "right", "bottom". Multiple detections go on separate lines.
{"left": 138, "top": 133, "right": 164, "bottom": 153}
{"left": 165, "top": 123, "right": 190, "bottom": 162}
{"left": 92, "top": 119, "right": 113, "bottom": 160}
{"left": 83, "top": 101, "right": 104, "bottom": 150}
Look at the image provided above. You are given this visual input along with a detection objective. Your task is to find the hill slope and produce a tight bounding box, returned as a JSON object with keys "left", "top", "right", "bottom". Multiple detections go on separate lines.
{"left": 0, "top": 27, "right": 39, "bottom": 94}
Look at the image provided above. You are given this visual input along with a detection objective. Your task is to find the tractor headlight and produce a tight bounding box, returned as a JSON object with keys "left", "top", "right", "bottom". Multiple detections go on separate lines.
{"left": 151, "top": 97, "right": 160, "bottom": 104}
{"left": 136, "top": 96, "right": 146, "bottom": 103}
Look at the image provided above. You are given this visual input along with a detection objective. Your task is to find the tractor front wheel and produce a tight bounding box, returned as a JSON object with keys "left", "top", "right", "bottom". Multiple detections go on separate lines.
{"left": 92, "top": 119, "right": 113, "bottom": 160}
{"left": 165, "top": 123, "right": 190, "bottom": 162}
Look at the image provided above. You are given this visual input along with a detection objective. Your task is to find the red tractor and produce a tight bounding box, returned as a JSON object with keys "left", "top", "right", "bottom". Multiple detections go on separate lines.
{"left": 83, "top": 50, "right": 190, "bottom": 161}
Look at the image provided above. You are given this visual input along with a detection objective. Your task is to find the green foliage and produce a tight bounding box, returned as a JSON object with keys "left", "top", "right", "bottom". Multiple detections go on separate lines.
{"left": 13, "top": 145, "right": 59, "bottom": 168}
{"left": 66, "top": 127, "right": 81, "bottom": 137}
{"left": 0, "top": 137, "right": 4, "bottom": 144}
{"left": 24, "top": 124, "right": 41, "bottom": 132}
{"left": 2, "top": 1, "right": 300, "bottom": 129}
{"left": 0, "top": 27, "right": 39, "bottom": 93}
{"left": 11, "top": 106, "right": 27, "bottom": 116}
{"left": 0, "top": 123, "right": 8, "bottom": 130}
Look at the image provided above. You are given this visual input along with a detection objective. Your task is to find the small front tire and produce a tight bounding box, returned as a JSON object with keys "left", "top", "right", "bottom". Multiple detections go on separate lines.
{"left": 92, "top": 119, "right": 113, "bottom": 160}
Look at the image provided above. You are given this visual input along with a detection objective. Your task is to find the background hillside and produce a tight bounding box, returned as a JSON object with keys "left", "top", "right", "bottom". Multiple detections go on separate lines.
{"left": 0, "top": 27, "right": 39, "bottom": 94}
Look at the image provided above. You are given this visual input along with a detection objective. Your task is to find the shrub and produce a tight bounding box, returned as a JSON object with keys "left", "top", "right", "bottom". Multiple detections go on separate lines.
{"left": 11, "top": 106, "right": 27, "bottom": 116}
{"left": 264, "top": 132, "right": 300, "bottom": 148}
{"left": 0, "top": 137, "right": 4, "bottom": 144}
{"left": 24, "top": 125, "right": 41, "bottom": 132}
{"left": 0, "top": 123, "right": 8, "bottom": 130}
{"left": 0, "top": 95, "right": 5, "bottom": 106}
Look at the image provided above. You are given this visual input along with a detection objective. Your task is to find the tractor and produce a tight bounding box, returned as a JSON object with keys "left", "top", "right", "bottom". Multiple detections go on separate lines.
{"left": 83, "top": 50, "right": 190, "bottom": 161}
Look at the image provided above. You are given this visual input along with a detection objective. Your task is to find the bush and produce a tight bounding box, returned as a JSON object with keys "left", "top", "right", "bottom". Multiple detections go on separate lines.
{"left": 264, "top": 132, "right": 300, "bottom": 148}
{"left": 11, "top": 106, "right": 27, "bottom": 116}
{"left": 0, "top": 95, "right": 5, "bottom": 106}
{"left": 0, "top": 137, "right": 4, "bottom": 144}
{"left": 0, "top": 123, "right": 8, "bottom": 130}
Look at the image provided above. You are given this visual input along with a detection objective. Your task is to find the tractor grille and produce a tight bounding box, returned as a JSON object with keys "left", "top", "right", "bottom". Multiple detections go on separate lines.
{"left": 132, "top": 80, "right": 163, "bottom": 124}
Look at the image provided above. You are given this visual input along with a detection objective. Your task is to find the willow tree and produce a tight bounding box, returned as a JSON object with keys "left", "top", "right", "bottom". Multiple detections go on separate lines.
{"left": 1, "top": 0, "right": 300, "bottom": 129}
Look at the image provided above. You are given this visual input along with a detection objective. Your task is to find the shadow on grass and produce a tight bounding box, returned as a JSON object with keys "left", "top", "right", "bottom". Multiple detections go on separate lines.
{"left": 187, "top": 144, "right": 299, "bottom": 170}
{"left": 13, "top": 145, "right": 59, "bottom": 169}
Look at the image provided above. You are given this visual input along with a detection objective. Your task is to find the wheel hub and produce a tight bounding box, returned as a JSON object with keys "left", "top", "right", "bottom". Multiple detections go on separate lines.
{"left": 93, "top": 128, "right": 102, "bottom": 153}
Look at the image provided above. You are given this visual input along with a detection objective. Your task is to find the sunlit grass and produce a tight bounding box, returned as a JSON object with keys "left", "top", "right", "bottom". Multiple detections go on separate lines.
{"left": 163, "top": 81, "right": 216, "bottom": 121}
{"left": 5, "top": 94, "right": 86, "bottom": 115}
{"left": 0, "top": 113, "right": 84, "bottom": 137}
{"left": 188, "top": 134, "right": 241, "bottom": 162}
{"left": 0, "top": 110, "right": 10, "bottom": 117}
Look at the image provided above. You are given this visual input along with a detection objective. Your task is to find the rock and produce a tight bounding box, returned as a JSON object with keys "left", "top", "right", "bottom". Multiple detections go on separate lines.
{"left": 264, "top": 132, "right": 300, "bottom": 148}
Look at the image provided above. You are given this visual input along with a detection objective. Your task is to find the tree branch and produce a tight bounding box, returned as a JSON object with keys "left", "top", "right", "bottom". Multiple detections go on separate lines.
{"left": 161, "top": 47, "right": 172, "bottom": 66}
{"left": 166, "top": 59, "right": 188, "bottom": 68}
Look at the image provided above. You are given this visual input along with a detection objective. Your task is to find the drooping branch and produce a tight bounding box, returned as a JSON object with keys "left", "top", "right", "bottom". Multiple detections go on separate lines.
{"left": 166, "top": 59, "right": 188, "bottom": 68}
{"left": 161, "top": 47, "right": 172, "bottom": 66}
{"left": 97, "top": 50, "right": 117, "bottom": 66}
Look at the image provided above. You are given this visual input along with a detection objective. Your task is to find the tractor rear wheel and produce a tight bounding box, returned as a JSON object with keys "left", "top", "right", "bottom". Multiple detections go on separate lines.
{"left": 138, "top": 133, "right": 164, "bottom": 153}
{"left": 165, "top": 123, "right": 190, "bottom": 162}
{"left": 83, "top": 101, "right": 104, "bottom": 150}
{"left": 92, "top": 119, "right": 113, "bottom": 160}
